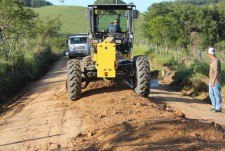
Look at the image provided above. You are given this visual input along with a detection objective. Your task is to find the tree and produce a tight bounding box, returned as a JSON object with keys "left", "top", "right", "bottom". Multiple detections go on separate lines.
{"left": 0, "top": 0, "right": 60, "bottom": 58}
{"left": 178, "top": 0, "right": 222, "bottom": 5}
{"left": 0, "top": 0, "right": 37, "bottom": 49}
{"left": 17, "top": 0, "right": 53, "bottom": 7}
{"left": 143, "top": 1, "right": 224, "bottom": 50}
{"left": 146, "top": 16, "right": 179, "bottom": 51}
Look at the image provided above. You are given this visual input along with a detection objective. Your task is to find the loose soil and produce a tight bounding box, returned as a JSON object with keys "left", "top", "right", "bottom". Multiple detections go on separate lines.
{"left": 0, "top": 58, "right": 225, "bottom": 151}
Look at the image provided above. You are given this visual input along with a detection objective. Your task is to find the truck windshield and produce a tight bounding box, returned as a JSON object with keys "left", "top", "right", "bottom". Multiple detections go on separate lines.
{"left": 70, "top": 37, "right": 87, "bottom": 44}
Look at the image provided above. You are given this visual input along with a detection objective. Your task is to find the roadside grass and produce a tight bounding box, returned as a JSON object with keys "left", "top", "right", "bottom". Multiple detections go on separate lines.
{"left": 0, "top": 37, "right": 65, "bottom": 101}
{"left": 133, "top": 44, "right": 149, "bottom": 56}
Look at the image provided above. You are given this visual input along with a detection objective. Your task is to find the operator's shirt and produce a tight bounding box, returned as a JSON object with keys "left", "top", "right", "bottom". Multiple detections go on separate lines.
{"left": 107, "top": 24, "right": 122, "bottom": 32}
{"left": 209, "top": 57, "right": 221, "bottom": 84}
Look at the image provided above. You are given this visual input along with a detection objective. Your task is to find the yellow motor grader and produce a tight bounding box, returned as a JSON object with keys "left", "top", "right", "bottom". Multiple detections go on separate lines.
{"left": 67, "top": 4, "right": 158, "bottom": 100}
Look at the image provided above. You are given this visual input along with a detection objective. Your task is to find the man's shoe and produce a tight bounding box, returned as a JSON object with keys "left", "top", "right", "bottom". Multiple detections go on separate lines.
{"left": 214, "top": 110, "right": 222, "bottom": 113}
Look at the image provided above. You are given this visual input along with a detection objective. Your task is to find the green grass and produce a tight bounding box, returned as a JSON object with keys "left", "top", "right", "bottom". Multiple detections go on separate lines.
{"left": 33, "top": 5, "right": 148, "bottom": 58}
{"left": 33, "top": 6, "right": 89, "bottom": 35}
{"left": 133, "top": 44, "right": 149, "bottom": 56}
{"left": 33, "top": 6, "right": 144, "bottom": 41}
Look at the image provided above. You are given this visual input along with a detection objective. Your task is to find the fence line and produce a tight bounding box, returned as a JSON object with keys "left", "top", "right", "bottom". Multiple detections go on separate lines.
{"left": 143, "top": 44, "right": 225, "bottom": 64}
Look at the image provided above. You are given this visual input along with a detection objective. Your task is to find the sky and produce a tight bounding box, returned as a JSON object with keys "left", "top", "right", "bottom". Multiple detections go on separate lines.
{"left": 47, "top": 0, "right": 169, "bottom": 12}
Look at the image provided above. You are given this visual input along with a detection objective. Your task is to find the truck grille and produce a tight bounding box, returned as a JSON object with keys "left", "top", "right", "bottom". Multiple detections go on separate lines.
{"left": 72, "top": 47, "right": 78, "bottom": 51}
{"left": 78, "top": 46, "right": 85, "bottom": 50}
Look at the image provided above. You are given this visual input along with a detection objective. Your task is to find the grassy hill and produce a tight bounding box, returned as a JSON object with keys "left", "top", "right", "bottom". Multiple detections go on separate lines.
{"left": 33, "top": 6, "right": 89, "bottom": 35}
{"left": 33, "top": 5, "right": 145, "bottom": 55}
{"left": 33, "top": 5, "right": 143, "bottom": 37}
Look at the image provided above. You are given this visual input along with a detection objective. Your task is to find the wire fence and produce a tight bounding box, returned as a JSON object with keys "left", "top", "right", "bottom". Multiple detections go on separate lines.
{"left": 137, "top": 42, "right": 225, "bottom": 64}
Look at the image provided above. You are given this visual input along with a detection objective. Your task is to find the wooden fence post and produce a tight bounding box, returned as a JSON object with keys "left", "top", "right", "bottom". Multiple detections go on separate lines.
{"left": 198, "top": 50, "right": 202, "bottom": 63}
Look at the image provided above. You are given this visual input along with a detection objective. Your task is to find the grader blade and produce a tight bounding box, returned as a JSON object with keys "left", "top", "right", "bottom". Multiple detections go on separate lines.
{"left": 150, "top": 70, "right": 159, "bottom": 87}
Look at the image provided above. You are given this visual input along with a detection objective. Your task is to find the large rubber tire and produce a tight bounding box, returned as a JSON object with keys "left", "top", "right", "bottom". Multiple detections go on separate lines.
{"left": 67, "top": 59, "right": 82, "bottom": 101}
{"left": 82, "top": 56, "right": 92, "bottom": 69}
{"left": 134, "top": 56, "right": 151, "bottom": 97}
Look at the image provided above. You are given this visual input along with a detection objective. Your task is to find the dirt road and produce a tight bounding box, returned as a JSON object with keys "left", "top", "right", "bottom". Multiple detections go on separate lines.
{"left": 151, "top": 84, "right": 225, "bottom": 130}
{"left": 0, "top": 58, "right": 225, "bottom": 150}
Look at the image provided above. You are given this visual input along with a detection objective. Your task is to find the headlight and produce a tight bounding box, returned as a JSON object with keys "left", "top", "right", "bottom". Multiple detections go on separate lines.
{"left": 115, "top": 39, "right": 121, "bottom": 44}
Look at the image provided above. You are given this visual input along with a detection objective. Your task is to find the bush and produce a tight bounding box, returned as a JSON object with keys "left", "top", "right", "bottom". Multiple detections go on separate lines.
{"left": 175, "top": 67, "right": 192, "bottom": 83}
{"left": 191, "top": 62, "right": 209, "bottom": 76}
{"left": 0, "top": 44, "right": 64, "bottom": 99}
{"left": 189, "top": 72, "right": 208, "bottom": 95}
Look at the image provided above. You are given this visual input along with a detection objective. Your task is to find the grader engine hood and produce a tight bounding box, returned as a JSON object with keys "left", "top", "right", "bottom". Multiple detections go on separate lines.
{"left": 93, "top": 37, "right": 116, "bottom": 78}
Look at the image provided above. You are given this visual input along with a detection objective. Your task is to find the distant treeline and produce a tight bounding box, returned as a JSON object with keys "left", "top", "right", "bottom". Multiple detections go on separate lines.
{"left": 143, "top": 0, "right": 225, "bottom": 50}
{"left": 181, "top": 0, "right": 222, "bottom": 5}
{"left": 17, "top": 0, "right": 53, "bottom": 7}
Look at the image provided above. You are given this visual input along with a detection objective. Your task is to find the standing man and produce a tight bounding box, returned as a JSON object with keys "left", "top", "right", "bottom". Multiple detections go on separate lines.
{"left": 208, "top": 47, "right": 222, "bottom": 112}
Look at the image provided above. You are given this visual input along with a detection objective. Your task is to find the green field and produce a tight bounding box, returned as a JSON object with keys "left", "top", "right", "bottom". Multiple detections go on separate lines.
{"left": 33, "top": 5, "right": 144, "bottom": 56}
{"left": 33, "top": 6, "right": 143, "bottom": 38}
{"left": 33, "top": 6, "right": 89, "bottom": 35}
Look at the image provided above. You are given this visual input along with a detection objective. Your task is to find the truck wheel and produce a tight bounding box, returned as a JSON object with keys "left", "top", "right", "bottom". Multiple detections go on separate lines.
{"left": 134, "top": 56, "right": 151, "bottom": 97}
{"left": 67, "top": 59, "right": 82, "bottom": 101}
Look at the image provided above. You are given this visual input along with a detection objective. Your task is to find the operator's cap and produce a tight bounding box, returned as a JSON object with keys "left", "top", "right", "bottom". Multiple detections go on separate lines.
{"left": 208, "top": 47, "right": 216, "bottom": 55}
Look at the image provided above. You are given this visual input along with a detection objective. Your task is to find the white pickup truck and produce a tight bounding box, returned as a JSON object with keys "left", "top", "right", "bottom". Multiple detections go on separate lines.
{"left": 66, "top": 34, "right": 90, "bottom": 58}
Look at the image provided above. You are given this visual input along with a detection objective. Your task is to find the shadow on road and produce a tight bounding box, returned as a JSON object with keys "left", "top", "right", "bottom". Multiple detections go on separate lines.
{"left": 150, "top": 84, "right": 210, "bottom": 105}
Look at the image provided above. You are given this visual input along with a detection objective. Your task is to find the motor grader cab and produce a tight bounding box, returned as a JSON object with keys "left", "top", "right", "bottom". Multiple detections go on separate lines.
{"left": 67, "top": 4, "right": 158, "bottom": 101}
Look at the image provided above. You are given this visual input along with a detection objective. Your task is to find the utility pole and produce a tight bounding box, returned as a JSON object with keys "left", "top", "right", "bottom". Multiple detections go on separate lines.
{"left": 59, "top": 0, "right": 64, "bottom": 6}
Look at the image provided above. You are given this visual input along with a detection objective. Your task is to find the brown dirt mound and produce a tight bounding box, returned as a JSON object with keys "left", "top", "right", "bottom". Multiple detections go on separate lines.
{"left": 69, "top": 81, "right": 225, "bottom": 150}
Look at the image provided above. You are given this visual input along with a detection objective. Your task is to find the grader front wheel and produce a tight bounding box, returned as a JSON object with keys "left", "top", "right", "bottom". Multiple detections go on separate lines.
{"left": 67, "top": 59, "right": 82, "bottom": 101}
